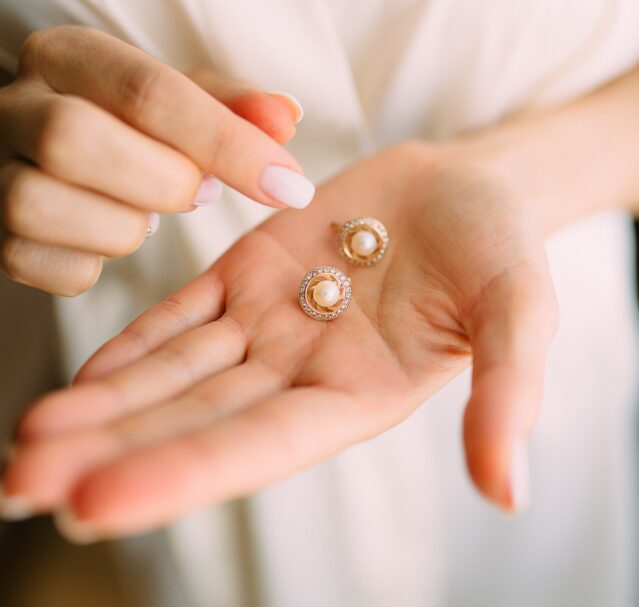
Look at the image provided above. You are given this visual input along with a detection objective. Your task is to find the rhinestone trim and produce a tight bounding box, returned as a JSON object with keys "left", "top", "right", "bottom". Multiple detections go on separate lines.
{"left": 299, "top": 266, "right": 352, "bottom": 321}
{"left": 338, "top": 217, "right": 389, "bottom": 266}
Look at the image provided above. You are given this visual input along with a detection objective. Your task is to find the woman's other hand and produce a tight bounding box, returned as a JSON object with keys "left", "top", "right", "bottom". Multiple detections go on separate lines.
{"left": 0, "top": 26, "right": 310, "bottom": 296}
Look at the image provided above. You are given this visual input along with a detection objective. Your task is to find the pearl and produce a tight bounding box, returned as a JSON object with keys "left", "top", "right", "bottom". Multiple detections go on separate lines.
{"left": 351, "top": 229, "right": 377, "bottom": 256}
{"left": 312, "top": 280, "right": 340, "bottom": 308}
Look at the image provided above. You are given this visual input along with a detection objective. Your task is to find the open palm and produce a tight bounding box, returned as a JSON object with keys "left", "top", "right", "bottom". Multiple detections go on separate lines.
{"left": 3, "top": 143, "right": 557, "bottom": 540}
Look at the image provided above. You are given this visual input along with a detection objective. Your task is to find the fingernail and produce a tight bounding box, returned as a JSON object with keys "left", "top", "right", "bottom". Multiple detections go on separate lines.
{"left": 193, "top": 175, "right": 223, "bottom": 206}
{"left": 267, "top": 91, "right": 304, "bottom": 124}
{"left": 260, "top": 166, "right": 315, "bottom": 209}
{"left": 0, "top": 446, "right": 36, "bottom": 522}
{"left": 54, "top": 507, "right": 99, "bottom": 545}
{"left": 508, "top": 440, "right": 531, "bottom": 513}
{"left": 0, "top": 484, "right": 37, "bottom": 521}
{"left": 146, "top": 213, "right": 160, "bottom": 239}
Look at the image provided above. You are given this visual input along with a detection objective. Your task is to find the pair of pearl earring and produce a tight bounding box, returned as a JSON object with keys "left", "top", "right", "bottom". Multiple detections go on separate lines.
{"left": 299, "top": 217, "right": 389, "bottom": 321}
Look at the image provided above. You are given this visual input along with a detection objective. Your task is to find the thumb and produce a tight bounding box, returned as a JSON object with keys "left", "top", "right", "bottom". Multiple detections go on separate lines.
{"left": 463, "top": 270, "right": 557, "bottom": 513}
{"left": 188, "top": 69, "right": 303, "bottom": 145}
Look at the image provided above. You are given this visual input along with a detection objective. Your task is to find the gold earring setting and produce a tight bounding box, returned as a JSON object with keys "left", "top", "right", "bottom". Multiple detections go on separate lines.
{"left": 299, "top": 267, "right": 352, "bottom": 321}
{"left": 297, "top": 218, "right": 389, "bottom": 320}
{"left": 337, "top": 217, "right": 389, "bottom": 266}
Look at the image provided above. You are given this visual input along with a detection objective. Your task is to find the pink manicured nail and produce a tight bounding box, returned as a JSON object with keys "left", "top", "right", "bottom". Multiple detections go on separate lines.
{"left": 146, "top": 213, "right": 160, "bottom": 238}
{"left": 54, "top": 507, "right": 100, "bottom": 545}
{"left": 267, "top": 91, "right": 304, "bottom": 124}
{"left": 509, "top": 440, "right": 531, "bottom": 513}
{"left": 260, "top": 165, "right": 315, "bottom": 209}
{"left": 0, "top": 484, "right": 36, "bottom": 521}
{"left": 194, "top": 175, "right": 223, "bottom": 206}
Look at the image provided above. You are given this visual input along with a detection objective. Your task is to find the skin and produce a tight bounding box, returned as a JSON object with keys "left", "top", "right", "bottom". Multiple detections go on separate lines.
{"left": 4, "top": 144, "right": 556, "bottom": 539}
{"left": 2, "top": 30, "right": 639, "bottom": 541}
{"left": 0, "top": 26, "right": 305, "bottom": 296}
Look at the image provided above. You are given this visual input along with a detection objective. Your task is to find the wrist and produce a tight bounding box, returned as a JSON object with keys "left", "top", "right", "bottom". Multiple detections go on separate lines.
{"left": 434, "top": 65, "right": 639, "bottom": 232}
{"left": 435, "top": 123, "right": 632, "bottom": 236}
{"left": 433, "top": 136, "right": 563, "bottom": 236}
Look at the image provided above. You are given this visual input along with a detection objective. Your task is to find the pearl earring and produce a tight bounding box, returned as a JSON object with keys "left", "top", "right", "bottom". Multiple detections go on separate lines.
{"left": 334, "top": 217, "right": 389, "bottom": 266}
{"left": 299, "top": 267, "right": 352, "bottom": 320}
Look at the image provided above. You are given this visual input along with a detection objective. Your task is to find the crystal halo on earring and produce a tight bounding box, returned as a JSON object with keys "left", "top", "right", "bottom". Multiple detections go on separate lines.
{"left": 335, "top": 217, "right": 389, "bottom": 266}
{"left": 299, "top": 266, "right": 352, "bottom": 320}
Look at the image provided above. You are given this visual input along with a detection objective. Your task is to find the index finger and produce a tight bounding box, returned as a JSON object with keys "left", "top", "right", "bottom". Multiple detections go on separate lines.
{"left": 20, "top": 26, "right": 315, "bottom": 209}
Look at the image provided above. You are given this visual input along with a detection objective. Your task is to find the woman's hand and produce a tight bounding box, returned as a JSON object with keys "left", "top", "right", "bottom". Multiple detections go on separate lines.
{"left": 0, "top": 141, "right": 557, "bottom": 540}
{"left": 0, "top": 25, "right": 310, "bottom": 296}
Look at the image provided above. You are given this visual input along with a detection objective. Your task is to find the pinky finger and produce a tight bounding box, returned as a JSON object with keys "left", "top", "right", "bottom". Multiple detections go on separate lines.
{"left": 1, "top": 236, "right": 103, "bottom": 296}
{"left": 463, "top": 274, "right": 557, "bottom": 513}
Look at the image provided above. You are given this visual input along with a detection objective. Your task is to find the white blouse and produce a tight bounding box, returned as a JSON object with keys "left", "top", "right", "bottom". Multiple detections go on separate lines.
{"left": 0, "top": 1, "right": 638, "bottom": 606}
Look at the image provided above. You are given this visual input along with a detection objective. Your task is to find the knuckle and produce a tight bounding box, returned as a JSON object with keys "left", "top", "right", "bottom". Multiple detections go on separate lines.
{"left": 2, "top": 168, "right": 40, "bottom": 236}
{"left": 205, "top": 117, "right": 235, "bottom": 170}
{"left": 120, "top": 66, "right": 169, "bottom": 126}
{"left": 0, "top": 236, "right": 24, "bottom": 280}
{"left": 19, "top": 30, "right": 51, "bottom": 72}
{"left": 157, "top": 161, "right": 201, "bottom": 212}
{"left": 106, "top": 211, "right": 148, "bottom": 257}
{"left": 119, "top": 324, "right": 151, "bottom": 354}
{"left": 154, "top": 296, "right": 193, "bottom": 332}
{"left": 17, "top": 394, "right": 58, "bottom": 441}
{"left": 153, "top": 344, "right": 198, "bottom": 386}
{"left": 34, "top": 98, "right": 85, "bottom": 170}
{"left": 19, "top": 26, "right": 93, "bottom": 74}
